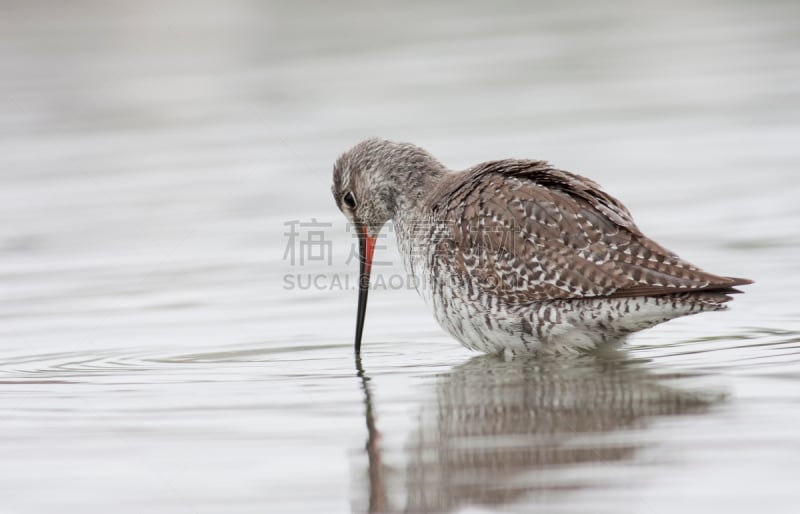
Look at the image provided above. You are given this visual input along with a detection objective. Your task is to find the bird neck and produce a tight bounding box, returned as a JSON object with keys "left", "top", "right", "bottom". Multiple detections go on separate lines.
{"left": 384, "top": 150, "right": 448, "bottom": 217}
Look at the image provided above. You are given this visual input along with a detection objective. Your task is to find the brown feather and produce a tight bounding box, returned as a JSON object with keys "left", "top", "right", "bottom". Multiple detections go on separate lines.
{"left": 431, "top": 160, "right": 752, "bottom": 303}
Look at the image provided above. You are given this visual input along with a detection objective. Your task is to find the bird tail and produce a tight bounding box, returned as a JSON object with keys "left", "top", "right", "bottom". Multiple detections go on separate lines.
{"left": 701, "top": 276, "right": 753, "bottom": 296}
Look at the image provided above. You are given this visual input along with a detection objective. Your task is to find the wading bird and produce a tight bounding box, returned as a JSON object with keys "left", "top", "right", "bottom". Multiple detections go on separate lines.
{"left": 332, "top": 139, "right": 751, "bottom": 356}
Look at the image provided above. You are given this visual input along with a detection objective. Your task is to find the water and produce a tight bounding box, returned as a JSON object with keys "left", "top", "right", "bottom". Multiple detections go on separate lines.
{"left": 1, "top": 1, "right": 799, "bottom": 512}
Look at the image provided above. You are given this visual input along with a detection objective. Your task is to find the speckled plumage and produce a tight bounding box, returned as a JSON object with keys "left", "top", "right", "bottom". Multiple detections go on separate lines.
{"left": 333, "top": 138, "right": 752, "bottom": 355}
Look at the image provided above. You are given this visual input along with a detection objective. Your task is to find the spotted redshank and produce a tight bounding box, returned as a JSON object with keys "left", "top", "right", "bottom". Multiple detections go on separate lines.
{"left": 332, "top": 139, "right": 752, "bottom": 356}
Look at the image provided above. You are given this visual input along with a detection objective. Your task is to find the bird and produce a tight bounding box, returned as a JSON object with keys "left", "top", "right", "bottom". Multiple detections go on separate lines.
{"left": 332, "top": 138, "right": 752, "bottom": 356}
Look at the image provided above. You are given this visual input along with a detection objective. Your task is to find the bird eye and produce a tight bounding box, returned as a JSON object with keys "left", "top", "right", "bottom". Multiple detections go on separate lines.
{"left": 343, "top": 192, "right": 356, "bottom": 209}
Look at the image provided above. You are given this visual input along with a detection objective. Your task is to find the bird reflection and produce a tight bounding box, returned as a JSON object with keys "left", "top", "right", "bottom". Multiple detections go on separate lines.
{"left": 355, "top": 355, "right": 389, "bottom": 513}
{"left": 355, "top": 352, "right": 720, "bottom": 513}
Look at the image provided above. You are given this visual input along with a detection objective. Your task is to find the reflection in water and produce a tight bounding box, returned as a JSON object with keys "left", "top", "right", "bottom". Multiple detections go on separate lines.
{"left": 356, "top": 356, "right": 389, "bottom": 513}
{"left": 356, "top": 354, "right": 720, "bottom": 513}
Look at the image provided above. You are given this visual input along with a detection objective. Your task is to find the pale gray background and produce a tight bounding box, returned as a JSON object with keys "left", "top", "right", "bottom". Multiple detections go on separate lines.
{"left": 1, "top": 1, "right": 799, "bottom": 513}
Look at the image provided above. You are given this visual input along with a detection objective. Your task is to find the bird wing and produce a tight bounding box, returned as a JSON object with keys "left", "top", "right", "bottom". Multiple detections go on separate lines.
{"left": 431, "top": 160, "right": 750, "bottom": 303}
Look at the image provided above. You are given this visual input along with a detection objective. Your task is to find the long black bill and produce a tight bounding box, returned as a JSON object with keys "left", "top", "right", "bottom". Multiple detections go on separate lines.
{"left": 355, "top": 226, "right": 376, "bottom": 355}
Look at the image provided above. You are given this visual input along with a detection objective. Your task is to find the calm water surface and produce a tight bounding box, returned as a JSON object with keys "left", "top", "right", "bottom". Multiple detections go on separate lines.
{"left": 1, "top": 1, "right": 799, "bottom": 513}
